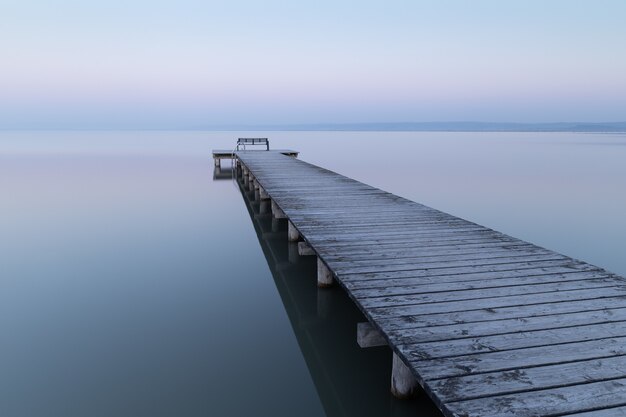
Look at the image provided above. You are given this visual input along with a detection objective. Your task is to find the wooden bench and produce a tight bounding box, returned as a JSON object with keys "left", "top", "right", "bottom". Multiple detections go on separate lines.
{"left": 237, "top": 137, "right": 269, "bottom": 151}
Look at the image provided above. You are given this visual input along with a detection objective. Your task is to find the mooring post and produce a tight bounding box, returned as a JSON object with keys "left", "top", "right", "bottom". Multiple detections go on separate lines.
{"left": 317, "top": 257, "right": 333, "bottom": 287}
{"left": 287, "top": 220, "right": 300, "bottom": 242}
{"left": 214, "top": 157, "right": 220, "bottom": 168}
{"left": 391, "top": 352, "right": 418, "bottom": 399}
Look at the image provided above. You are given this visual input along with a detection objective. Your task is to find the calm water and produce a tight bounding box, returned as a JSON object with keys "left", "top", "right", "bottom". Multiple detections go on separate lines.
{"left": 2, "top": 131, "right": 626, "bottom": 417}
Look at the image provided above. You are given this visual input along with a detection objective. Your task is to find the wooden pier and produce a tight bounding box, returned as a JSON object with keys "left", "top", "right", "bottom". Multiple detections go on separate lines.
{"left": 236, "top": 178, "right": 443, "bottom": 416}
{"left": 227, "top": 149, "right": 626, "bottom": 417}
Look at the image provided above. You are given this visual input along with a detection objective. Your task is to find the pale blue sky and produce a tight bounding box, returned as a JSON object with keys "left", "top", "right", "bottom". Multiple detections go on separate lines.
{"left": 1, "top": 1, "right": 625, "bottom": 128}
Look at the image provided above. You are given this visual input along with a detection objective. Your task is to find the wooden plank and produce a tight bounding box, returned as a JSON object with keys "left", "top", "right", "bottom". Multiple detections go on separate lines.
{"left": 444, "top": 378, "right": 626, "bottom": 417}
{"left": 357, "top": 278, "right": 622, "bottom": 309}
{"left": 337, "top": 259, "right": 596, "bottom": 281}
{"left": 320, "top": 242, "right": 535, "bottom": 261}
{"left": 400, "top": 320, "right": 626, "bottom": 360}
{"left": 300, "top": 227, "right": 490, "bottom": 240}
{"left": 430, "top": 355, "right": 626, "bottom": 402}
{"left": 563, "top": 405, "right": 626, "bottom": 416}
{"left": 296, "top": 221, "right": 479, "bottom": 233}
{"left": 347, "top": 270, "right": 610, "bottom": 295}
{"left": 331, "top": 254, "right": 568, "bottom": 276}
{"left": 410, "top": 335, "right": 626, "bottom": 380}
{"left": 312, "top": 236, "right": 523, "bottom": 253}
{"left": 325, "top": 248, "right": 556, "bottom": 270}
{"left": 368, "top": 286, "right": 626, "bottom": 318}
{"left": 309, "top": 234, "right": 517, "bottom": 249}
{"left": 375, "top": 296, "right": 626, "bottom": 331}
{"left": 387, "top": 306, "right": 626, "bottom": 344}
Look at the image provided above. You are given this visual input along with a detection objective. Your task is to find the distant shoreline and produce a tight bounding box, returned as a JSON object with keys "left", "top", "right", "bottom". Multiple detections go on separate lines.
{"left": 206, "top": 122, "right": 626, "bottom": 133}
{"left": 2, "top": 122, "right": 626, "bottom": 133}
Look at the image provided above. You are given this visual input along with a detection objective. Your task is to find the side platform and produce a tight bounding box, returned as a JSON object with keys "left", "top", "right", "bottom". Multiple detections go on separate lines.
{"left": 212, "top": 149, "right": 299, "bottom": 167}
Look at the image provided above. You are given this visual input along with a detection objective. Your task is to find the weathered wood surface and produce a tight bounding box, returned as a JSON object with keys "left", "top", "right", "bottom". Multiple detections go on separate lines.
{"left": 234, "top": 150, "right": 626, "bottom": 417}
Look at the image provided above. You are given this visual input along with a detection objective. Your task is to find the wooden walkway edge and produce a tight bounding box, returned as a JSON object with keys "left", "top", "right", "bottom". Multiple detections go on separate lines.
{"left": 230, "top": 150, "right": 626, "bottom": 417}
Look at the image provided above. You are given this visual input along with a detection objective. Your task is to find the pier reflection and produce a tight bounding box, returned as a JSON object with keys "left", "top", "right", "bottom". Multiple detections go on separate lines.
{"left": 235, "top": 172, "right": 442, "bottom": 417}
{"left": 213, "top": 166, "right": 234, "bottom": 180}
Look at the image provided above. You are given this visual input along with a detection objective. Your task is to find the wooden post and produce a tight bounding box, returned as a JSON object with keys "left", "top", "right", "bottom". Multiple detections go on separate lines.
{"left": 271, "top": 201, "right": 287, "bottom": 218}
{"left": 317, "top": 257, "right": 333, "bottom": 287}
{"left": 357, "top": 322, "right": 387, "bottom": 348}
{"left": 259, "top": 187, "right": 269, "bottom": 200}
{"left": 391, "top": 353, "right": 418, "bottom": 399}
{"left": 287, "top": 221, "right": 300, "bottom": 242}
{"left": 214, "top": 157, "right": 220, "bottom": 167}
{"left": 298, "top": 241, "right": 315, "bottom": 256}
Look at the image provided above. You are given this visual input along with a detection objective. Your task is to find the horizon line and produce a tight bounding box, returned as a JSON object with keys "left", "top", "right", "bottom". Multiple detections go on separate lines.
{"left": 2, "top": 121, "right": 626, "bottom": 133}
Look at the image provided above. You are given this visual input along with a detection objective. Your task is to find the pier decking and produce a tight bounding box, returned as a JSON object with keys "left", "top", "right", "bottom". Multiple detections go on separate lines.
{"left": 229, "top": 150, "right": 626, "bottom": 417}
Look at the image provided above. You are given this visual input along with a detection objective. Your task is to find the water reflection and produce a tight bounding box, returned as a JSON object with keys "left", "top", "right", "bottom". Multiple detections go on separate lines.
{"left": 213, "top": 166, "right": 234, "bottom": 180}
{"left": 231, "top": 168, "right": 442, "bottom": 417}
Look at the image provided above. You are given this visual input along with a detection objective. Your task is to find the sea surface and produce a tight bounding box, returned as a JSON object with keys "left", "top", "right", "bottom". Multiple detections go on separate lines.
{"left": 2, "top": 131, "right": 626, "bottom": 417}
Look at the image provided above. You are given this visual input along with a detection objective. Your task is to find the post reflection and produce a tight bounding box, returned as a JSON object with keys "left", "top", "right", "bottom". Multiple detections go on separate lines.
{"left": 231, "top": 167, "right": 442, "bottom": 417}
{"left": 212, "top": 166, "right": 234, "bottom": 180}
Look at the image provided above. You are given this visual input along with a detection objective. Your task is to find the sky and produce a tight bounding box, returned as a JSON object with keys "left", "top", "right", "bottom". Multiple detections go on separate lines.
{"left": 1, "top": 0, "right": 626, "bottom": 128}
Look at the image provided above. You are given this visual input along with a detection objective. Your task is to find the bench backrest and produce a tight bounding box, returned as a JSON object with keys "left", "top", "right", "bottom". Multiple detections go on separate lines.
{"left": 237, "top": 138, "right": 269, "bottom": 150}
